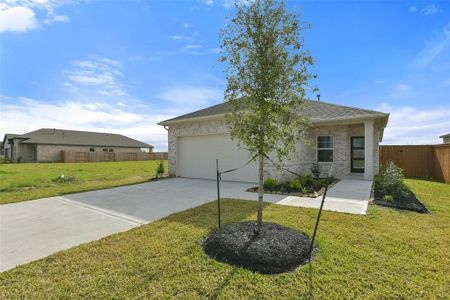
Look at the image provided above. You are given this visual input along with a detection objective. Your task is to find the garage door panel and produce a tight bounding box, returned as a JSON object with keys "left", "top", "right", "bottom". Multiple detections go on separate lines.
{"left": 177, "top": 134, "right": 257, "bottom": 183}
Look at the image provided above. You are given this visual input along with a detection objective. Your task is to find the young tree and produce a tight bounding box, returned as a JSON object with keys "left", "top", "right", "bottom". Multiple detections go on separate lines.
{"left": 220, "top": 0, "right": 316, "bottom": 233}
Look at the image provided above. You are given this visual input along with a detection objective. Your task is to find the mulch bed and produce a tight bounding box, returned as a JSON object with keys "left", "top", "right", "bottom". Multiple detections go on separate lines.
{"left": 246, "top": 178, "right": 339, "bottom": 198}
{"left": 373, "top": 190, "right": 430, "bottom": 214}
{"left": 202, "top": 221, "right": 312, "bottom": 274}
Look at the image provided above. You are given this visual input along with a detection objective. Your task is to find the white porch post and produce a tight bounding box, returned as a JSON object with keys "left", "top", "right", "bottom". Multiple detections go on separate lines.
{"left": 364, "top": 119, "right": 374, "bottom": 180}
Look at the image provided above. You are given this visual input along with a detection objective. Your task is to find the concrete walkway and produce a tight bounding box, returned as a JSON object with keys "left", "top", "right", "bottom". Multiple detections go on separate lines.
{"left": 0, "top": 176, "right": 371, "bottom": 272}
{"left": 276, "top": 175, "right": 372, "bottom": 215}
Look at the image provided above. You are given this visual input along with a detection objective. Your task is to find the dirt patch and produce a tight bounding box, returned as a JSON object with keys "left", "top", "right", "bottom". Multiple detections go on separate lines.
{"left": 373, "top": 190, "right": 430, "bottom": 214}
{"left": 202, "top": 221, "right": 312, "bottom": 274}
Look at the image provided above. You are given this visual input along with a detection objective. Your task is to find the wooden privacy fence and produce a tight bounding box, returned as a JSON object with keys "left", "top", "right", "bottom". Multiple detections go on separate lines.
{"left": 379, "top": 144, "right": 450, "bottom": 183}
{"left": 61, "top": 151, "right": 168, "bottom": 163}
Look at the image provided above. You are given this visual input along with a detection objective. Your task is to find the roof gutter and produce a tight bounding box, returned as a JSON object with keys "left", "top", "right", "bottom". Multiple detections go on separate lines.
{"left": 158, "top": 112, "right": 389, "bottom": 126}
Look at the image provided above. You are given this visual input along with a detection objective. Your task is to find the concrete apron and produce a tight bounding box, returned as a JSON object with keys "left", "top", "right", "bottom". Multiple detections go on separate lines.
{"left": 0, "top": 197, "right": 143, "bottom": 272}
{"left": 275, "top": 176, "right": 372, "bottom": 215}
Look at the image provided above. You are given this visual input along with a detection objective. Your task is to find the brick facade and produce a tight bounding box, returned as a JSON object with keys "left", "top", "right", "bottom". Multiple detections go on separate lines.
{"left": 167, "top": 116, "right": 383, "bottom": 181}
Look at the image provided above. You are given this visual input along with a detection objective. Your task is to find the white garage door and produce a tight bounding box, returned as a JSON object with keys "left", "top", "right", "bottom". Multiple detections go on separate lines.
{"left": 177, "top": 134, "right": 258, "bottom": 183}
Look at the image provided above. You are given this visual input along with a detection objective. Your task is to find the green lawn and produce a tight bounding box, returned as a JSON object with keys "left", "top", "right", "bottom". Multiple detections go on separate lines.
{"left": 0, "top": 179, "right": 449, "bottom": 299}
{"left": 0, "top": 160, "right": 168, "bottom": 204}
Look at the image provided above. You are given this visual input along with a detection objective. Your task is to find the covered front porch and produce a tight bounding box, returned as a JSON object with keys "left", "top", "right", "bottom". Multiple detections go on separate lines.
{"left": 311, "top": 118, "right": 380, "bottom": 181}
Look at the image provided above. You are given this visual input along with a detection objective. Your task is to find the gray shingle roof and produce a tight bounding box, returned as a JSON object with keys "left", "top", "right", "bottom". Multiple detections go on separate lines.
{"left": 12, "top": 129, "right": 153, "bottom": 148}
{"left": 159, "top": 99, "right": 388, "bottom": 125}
{"left": 440, "top": 133, "right": 450, "bottom": 138}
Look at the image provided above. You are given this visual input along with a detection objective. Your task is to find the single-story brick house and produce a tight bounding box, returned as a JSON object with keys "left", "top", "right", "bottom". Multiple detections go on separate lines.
{"left": 158, "top": 100, "right": 389, "bottom": 182}
{"left": 2, "top": 128, "right": 153, "bottom": 162}
{"left": 440, "top": 133, "right": 450, "bottom": 144}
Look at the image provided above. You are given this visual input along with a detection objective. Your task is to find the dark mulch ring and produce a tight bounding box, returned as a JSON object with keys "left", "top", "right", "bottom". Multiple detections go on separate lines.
{"left": 202, "top": 221, "right": 313, "bottom": 274}
{"left": 247, "top": 178, "right": 339, "bottom": 198}
{"left": 373, "top": 190, "right": 430, "bottom": 214}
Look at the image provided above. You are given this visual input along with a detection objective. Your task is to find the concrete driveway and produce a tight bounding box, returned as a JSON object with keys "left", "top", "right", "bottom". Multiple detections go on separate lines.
{"left": 1, "top": 177, "right": 370, "bottom": 272}
{"left": 0, "top": 178, "right": 283, "bottom": 271}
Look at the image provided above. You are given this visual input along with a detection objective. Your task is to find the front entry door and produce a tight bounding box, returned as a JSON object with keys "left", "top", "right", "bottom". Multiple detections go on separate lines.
{"left": 351, "top": 137, "right": 365, "bottom": 173}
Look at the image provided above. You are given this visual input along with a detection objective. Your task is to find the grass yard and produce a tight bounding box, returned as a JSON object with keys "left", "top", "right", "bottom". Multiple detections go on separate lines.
{"left": 0, "top": 160, "right": 168, "bottom": 204}
{"left": 1, "top": 179, "right": 449, "bottom": 299}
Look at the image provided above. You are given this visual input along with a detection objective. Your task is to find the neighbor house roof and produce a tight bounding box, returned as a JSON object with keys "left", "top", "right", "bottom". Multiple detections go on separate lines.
{"left": 2, "top": 134, "right": 26, "bottom": 145}
{"left": 5, "top": 129, "right": 153, "bottom": 148}
{"left": 439, "top": 133, "right": 450, "bottom": 138}
{"left": 158, "top": 99, "right": 389, "bottom": 125}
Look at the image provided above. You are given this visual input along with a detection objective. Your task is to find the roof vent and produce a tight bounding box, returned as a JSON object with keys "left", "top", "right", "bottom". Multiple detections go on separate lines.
{"left": 317, "top": 94, "right": 320, "bottom": 102}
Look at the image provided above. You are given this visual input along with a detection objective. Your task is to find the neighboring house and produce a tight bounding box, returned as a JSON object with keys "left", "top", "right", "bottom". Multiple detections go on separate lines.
{"left": 439, "top": 133, "right": 450, "bottom": 144}
{"left": 0, "top": 141, "right": 4, "bottom": 156}
{"left": 2, "top": 128, "right": 153, "bottom": 163}
{"left": 159, "top": 100, "right": 389, "bottom": 182}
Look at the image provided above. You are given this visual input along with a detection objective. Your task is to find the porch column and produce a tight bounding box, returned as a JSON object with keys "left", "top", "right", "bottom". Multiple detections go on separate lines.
{"left": 364, "top": 119, "right": 374, "bottom": 180}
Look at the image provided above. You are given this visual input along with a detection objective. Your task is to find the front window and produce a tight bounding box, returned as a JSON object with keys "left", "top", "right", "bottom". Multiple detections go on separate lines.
{"left": 317, "top": 136, "right": 333, "bottom": 162}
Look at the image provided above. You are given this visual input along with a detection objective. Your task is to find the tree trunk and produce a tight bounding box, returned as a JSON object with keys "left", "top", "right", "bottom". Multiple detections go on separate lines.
{"left": 256, "top": 153, "right": 264, "bottom": 234}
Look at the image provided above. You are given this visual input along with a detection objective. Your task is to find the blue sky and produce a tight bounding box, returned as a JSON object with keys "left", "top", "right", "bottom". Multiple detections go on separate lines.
{"left": 1, "top": 0, "right": 449, "bottom": 150}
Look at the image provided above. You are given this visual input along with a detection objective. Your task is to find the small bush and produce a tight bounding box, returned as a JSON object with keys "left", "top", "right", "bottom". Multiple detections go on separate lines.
{"left": 288, "top": 178, "right": 303, "bottom": 191}
{"left": 378, "top": 161, "right": 409, "bottom": 197}
{"left": 0, "top": 157, "right": 13, "bottom": 164}
{"left": 383, "top": 194, "right": 394, "bottom": 202}
{"left": 54, "top": 174, "right": 76, "bottom": 183}
{"left": 311, "top": 163, "right": 321, "bottom": 179}
{"left": 298, "top": 175, "right": 314, "bottom": 187}
{"left": 155, "top": 161, "right": 165, "bottom": 179}
{"left": 264, "top": 178, "right": 278, "bottom": 191}
{"left": 17, "top": 156, "right": 23, "bottom": 163}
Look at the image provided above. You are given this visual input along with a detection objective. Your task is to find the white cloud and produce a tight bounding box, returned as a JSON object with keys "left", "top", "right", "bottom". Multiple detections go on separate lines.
{"left": 0, "top": 96, "right": 171, "bottom": 151}
{"left": 65, "top": 57, "right": 129, "bottom": 98}
{"left": 421, "top": 4, "right": 440, "bottom": 16}
{"left": 0, "top": 5, "right": 37, "bottom": 32}
{"left": 409, "top": 6, "right": 417, "bottom": 13}
{"left": 183, "top": 44, "right": 202, "bottom": 50}
{"left": 377, "top": 103, "right": 450, "bottom": 145}
{"left": 158, "top": 86, "right": 222, "bottom": 108}
{"left": 168, "top": 34, "right": 194, "bottom": 42}
{"left": 412, "top": 22, "right": 450, "bottom": 68}
{"left": 183, "top": 22, "right": 192, "bottom": 29}
{"left": 0, "top": 0, "right": 72, "bottom": 32}
{"left": 43, "top": 14, "right": 69, "bottom": 24}
{"left": 395, "top": 83, "right": 412, "bottom": 92}
{"left": 200, "top": 0, "right": 215, "bottom": 6}
{"left": 382, "top": 83, "right": 414, "bottom": 100}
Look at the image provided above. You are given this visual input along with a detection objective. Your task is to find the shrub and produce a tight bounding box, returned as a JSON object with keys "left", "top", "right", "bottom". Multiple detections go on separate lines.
{"left": 378, "top": 161, "right": 408, "bottom": 197}
{"left": 264, "top": 178, "right": 278, "bottom": 191}
{"left": 155, "top": 161, "right": 165, "bottom": 179}
{"left": 288, "top": 178, "right": 303, "bottom": 191}
{"left": 298, "top": 174, "right": 314, "bottom": 187}
{"left": 0, "top": 157, "right": 12, "bottom": 164}
{"left": 383, "top": 194, "right": 394, "bottom": 202}
{"left": 17, "top": 156, "right": 23, "bottom": 163}
{"left": 54, "top": 174, "right": 76, "bottom": 183}
{"left": 311, "top": 163, "right": 321, "bottom": 179}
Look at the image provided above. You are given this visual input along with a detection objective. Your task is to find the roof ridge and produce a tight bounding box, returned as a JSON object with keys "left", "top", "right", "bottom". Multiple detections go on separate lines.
{"left": 37, "top": 128, "right": 123, "bottom": 136}
{"left": 303, "top": 99, "right": 385, "bottom": 115}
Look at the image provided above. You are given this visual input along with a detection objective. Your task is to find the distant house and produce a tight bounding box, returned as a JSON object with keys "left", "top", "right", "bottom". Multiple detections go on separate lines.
{"left": 0, "top": 141, "right": 4, "bottom": 156}
{"left": 2, "top": 128, "right": 153, "bottom": 162}
{"left": 440, "top": 133, "right": 450, "bottom": 144}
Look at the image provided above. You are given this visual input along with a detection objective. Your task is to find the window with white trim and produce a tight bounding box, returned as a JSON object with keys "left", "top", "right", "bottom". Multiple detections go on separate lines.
{"left": 317, "top": 136, "right": 334, "bottom": 162}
